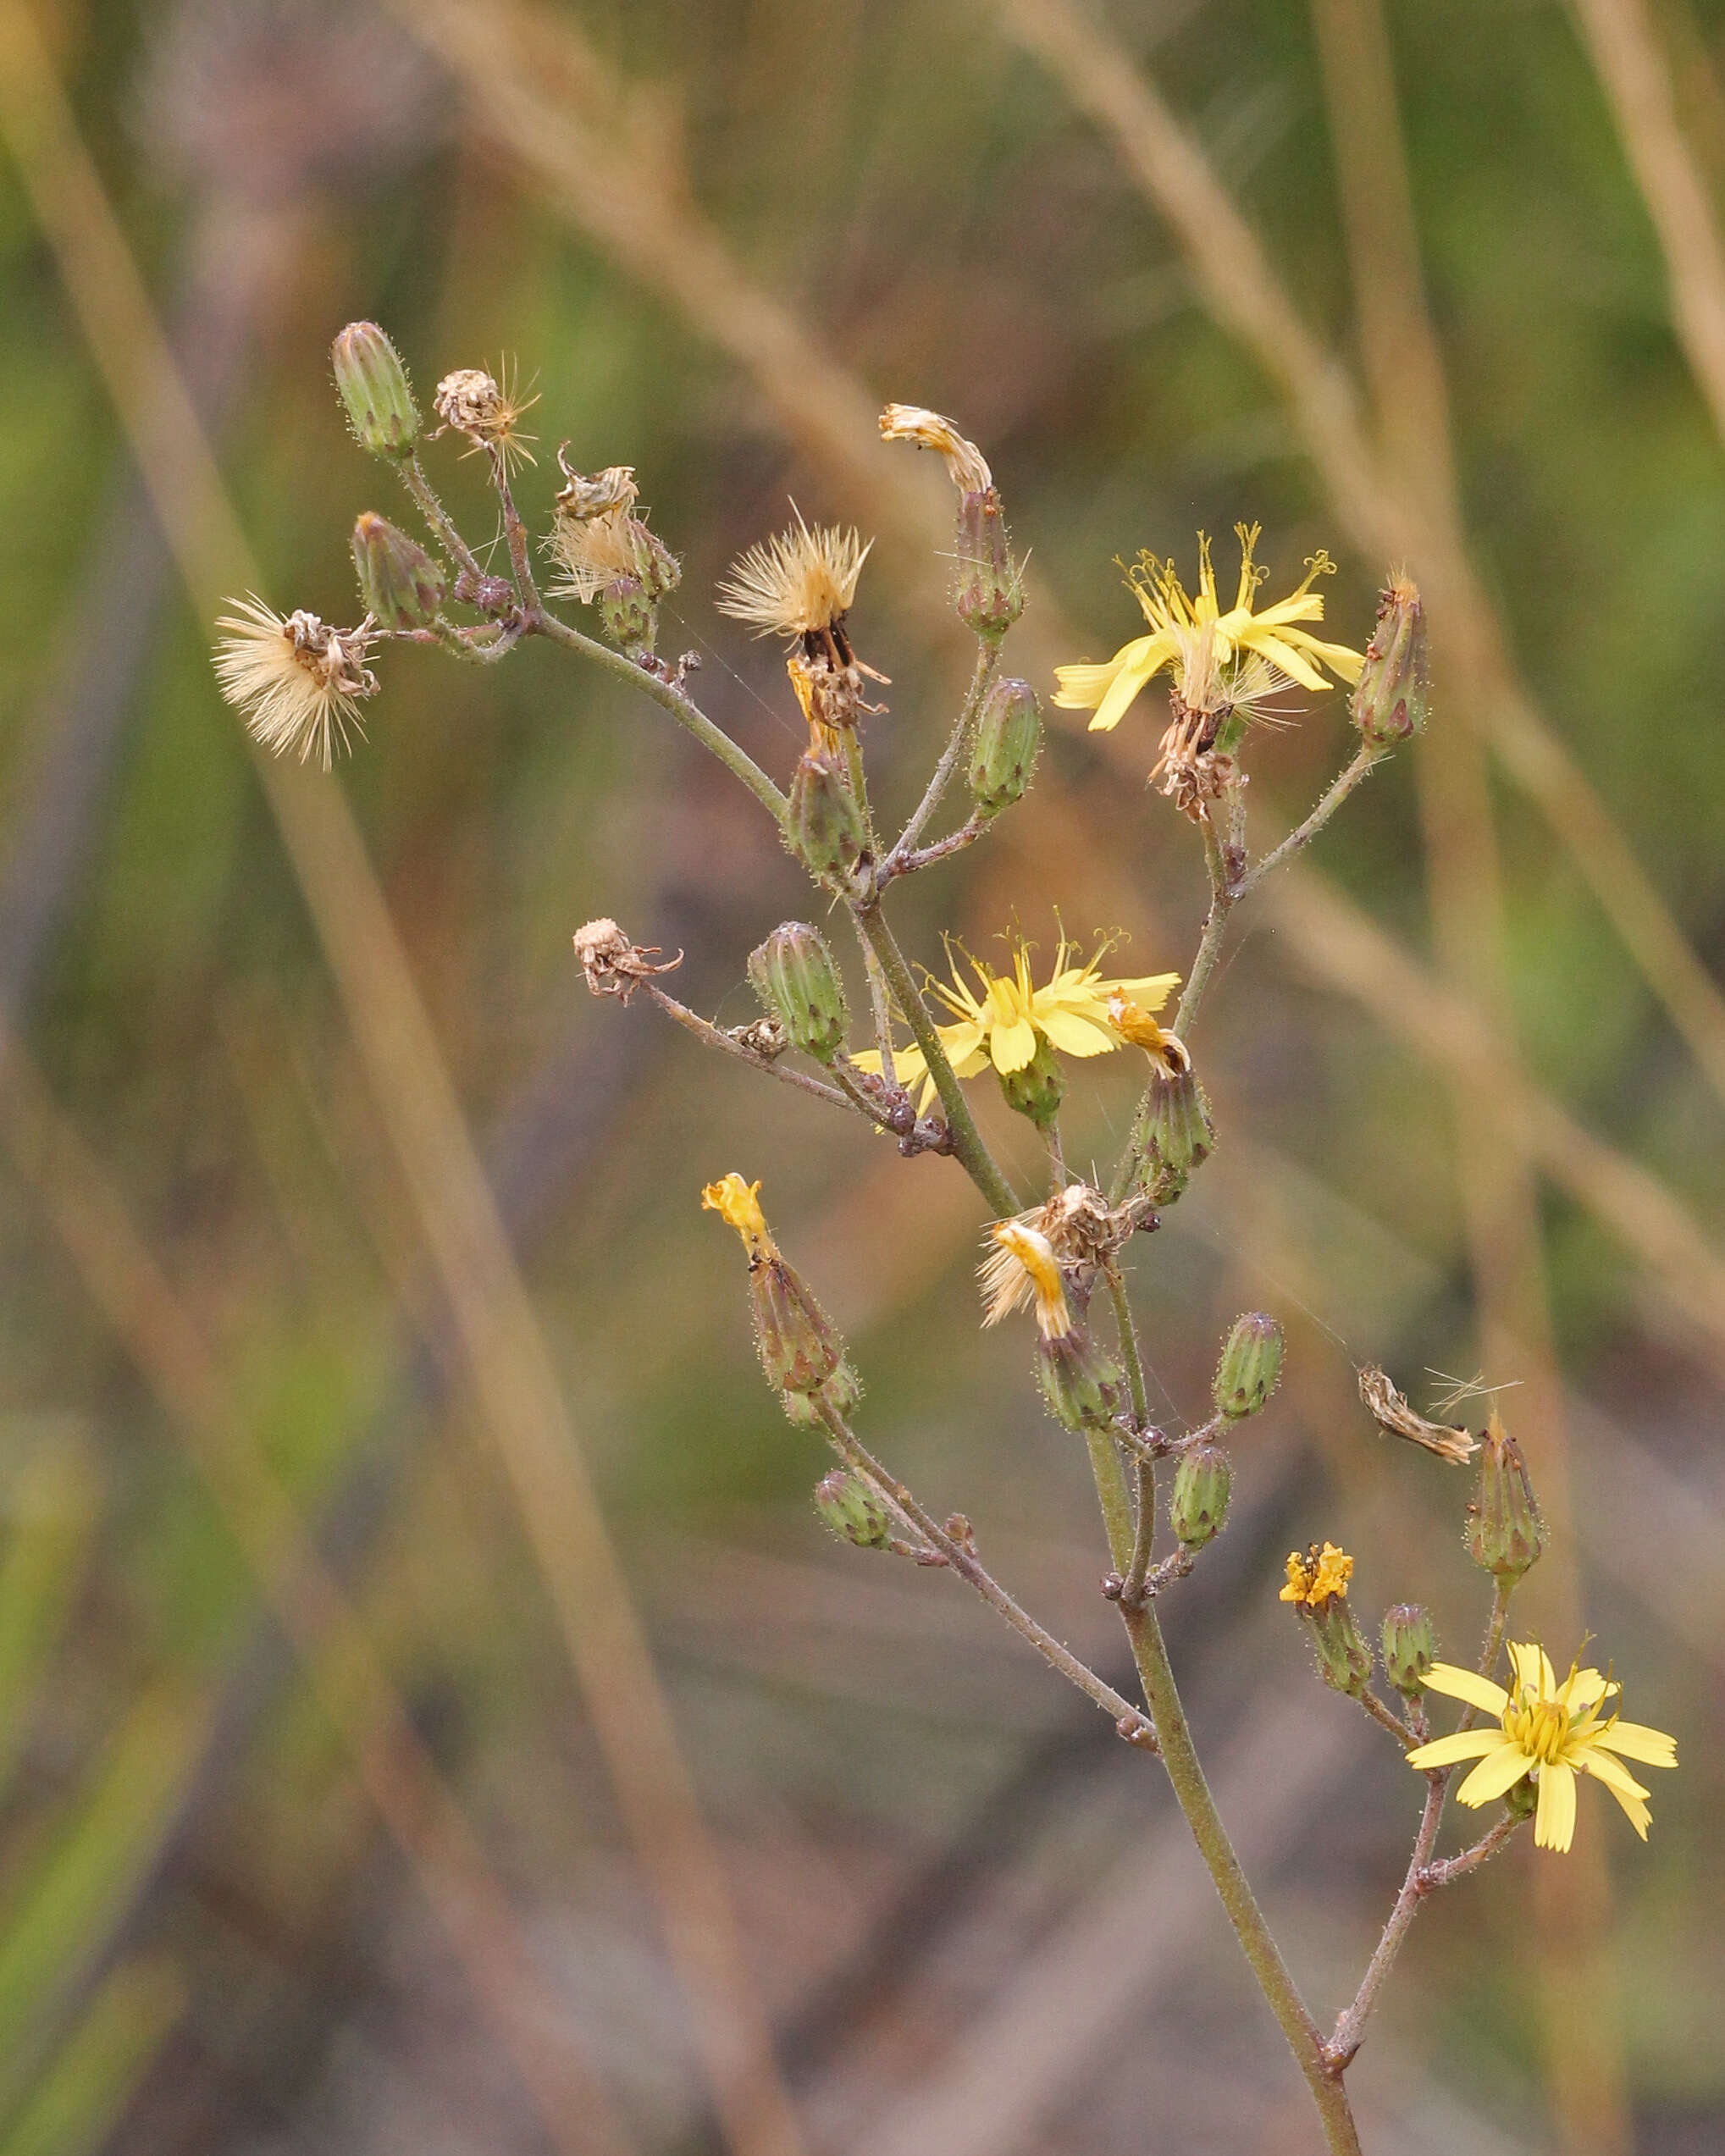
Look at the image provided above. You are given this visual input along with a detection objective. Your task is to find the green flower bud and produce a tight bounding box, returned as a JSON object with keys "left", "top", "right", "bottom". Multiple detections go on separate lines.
{"left": 1130, "top": 1051, "right": 1215, "bottom": 1205}
{"left": 812, "top": 1468, "right": 893, "bottom": 1549}
{"left": 351, "top": 512, "right": 445, "bottom": 629}
{"left": 748, "top": 922, "right": 849, "bottom": 1064}
{"left": 1352, "top": 574, "right": 1429, "bottom": 749}
{"left": 968, "top": 677, "right": 1042, "bottom": 815}
{"left": 1502, "top": 1773, "right": 1540, "bottom": 1822}
{"left": 1170, "top": 1443, "right": 1231, "bottom": 1551}
{"left": 782, "top": 1357, "right": 863, "bottom": 1429}
{"left": 1464, "top": 1412, "right": 1547, "bottom": 1583}
{"left": 749, "top": 1254, "right": 843, "bottom": 1396}
{"left": 1309, "top": 1596, "right": 1374, "bottom": 1697}
{"left": 954, "top": 487, "right": 1025, "bottom": 639}
{"left": 785, "top": 750, "right": 867, "bottom": 876}
{"left": 1037, "top": 1325, "right": 1123, "bottom": 1433}
{"left": 1213, "top": 1312, "right": 1283, "bottom": 1421}
{"left": 1380, "top": 1603, "right": 1437, "bottom": 1699}
{"left": 996, "top": 1031, "right": 1064, "bottom": 1129}
{"left": 598, "top": 576, "right": 656, "bottom": 651}
{"left": 331, "top": 322, "right": 419, "bottom": 457}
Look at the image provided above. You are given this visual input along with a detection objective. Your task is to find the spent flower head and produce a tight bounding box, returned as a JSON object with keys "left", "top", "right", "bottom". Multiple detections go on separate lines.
{"left": 213, "top": 595, "right": 377, "bottom": 770}
{"left": 878, "top": 403, "right": 993, "bottom": 494}
{"left": 717, "top": 509, "right": 871, "bottom": 647}
{"left": 1407, "top": 1643, "right": 1677, "bottom": 1852}
{"left": 851, "top": 934, "right": 1178, "bottom": 1114}
{"left": 432, "top": 362, "right": 538, "bottom": 473}
{"left": 979, "top": 1219, "right": 1073, "bottom": 1340}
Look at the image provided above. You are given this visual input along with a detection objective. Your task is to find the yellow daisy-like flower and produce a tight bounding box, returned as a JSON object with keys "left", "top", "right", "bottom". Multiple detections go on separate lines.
{"left": 1053, "top": 523, "right": 1363, "bottom": 734}
{"left": 1280, "top": 1541, "right": 1354, "bottom": 1607}
{"left": 850, "top": 937, "right": 1179, "bottom": 1114}
{"left": 1406, "top": 1642, "right": 1677, "bottom": 1853}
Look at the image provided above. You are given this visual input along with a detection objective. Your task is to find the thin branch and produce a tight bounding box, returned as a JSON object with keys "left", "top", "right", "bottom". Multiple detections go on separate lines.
{"left": 1326, "top": 1770, "right": 1446, "bottom": 2068}
{"left": 889, "top": 643, "right": 998, "bottom": 861}
{"left": 1352, "top": 1689, "right": 1417, "bottom": 1750}
{"left": 640, "top": 987, "right": 876, "bottom": 1122}
{"left": 879, "top": 811, "right": 991, "bottom": 887}
{"left": 1416, "top": 1813, "right": 1523, "bottom": 1891}
{"left": 1233, "top": 744, "right": 1385, "bottom": 897}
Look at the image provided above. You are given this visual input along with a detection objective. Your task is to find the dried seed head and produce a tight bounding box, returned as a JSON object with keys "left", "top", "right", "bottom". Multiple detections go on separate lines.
{"left": 331, "top": 322, "right": 419, "bottom": 456}
{"left": 554, "top": 450, "right": 639, "bottom": 520}
{"left": 1357, "top": 1365, "right": 1477, "bottom": 1465}
{"left": 878, "top": 403, "right": 993, "bottom": 495}
{"left": 213, "top": 595, "right": 377, "bottom": 770}
{"left": 979, "top": 1220, "right": 1071, "bottom": 1339}
{"left": 717, "top": 510, "right": 871, "bottom": 641}
{"left": 432, "top": 362, "right": 538, "bottom": 472}
{"left": 572, "top": 918, "right": 682, "bottom": 1002}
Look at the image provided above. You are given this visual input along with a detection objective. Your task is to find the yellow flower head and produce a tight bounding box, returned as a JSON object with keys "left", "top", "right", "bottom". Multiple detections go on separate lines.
{"left": 700, "top": 1173, "right": 776, "bottom": 1263}
{"left": 978, "top": 1219, "right": 1072, "bottom": 1340}
{"left": 213, "top": 595, "right": 378, "bottom": 771}
{"left": 1053, "top": 524, "right": 1363, "bottom": 733}
{"left": 717, "top": 509, "right": 871, "bottom": 640}
{"left": 1406, "top": 1642, "right": 1677, "bottom": 1853}
{"left": 850, "top": 934, "right": 1180, "bottom": 1114}
{"left": 1280, "top": 1541, "right": 1354, "bottom": 1608}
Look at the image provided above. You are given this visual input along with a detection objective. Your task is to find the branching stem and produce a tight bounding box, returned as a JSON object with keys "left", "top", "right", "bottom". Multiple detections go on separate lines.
{"left": 890, "top": 642, "right": 998, "bottom": 860}
{"left": 1233, "top": 744, "right": 1386, "bottom": 898}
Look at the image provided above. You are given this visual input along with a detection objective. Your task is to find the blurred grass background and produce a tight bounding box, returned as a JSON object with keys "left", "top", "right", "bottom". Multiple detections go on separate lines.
{"left": 0, "top": 0, "right": 1722, "bottom": 2151}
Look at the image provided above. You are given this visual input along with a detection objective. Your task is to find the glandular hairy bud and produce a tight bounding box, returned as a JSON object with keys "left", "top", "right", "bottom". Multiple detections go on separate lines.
{"left": 750, "top": 1253, "right": 843, "bottom": 1396}
{"left": 782, "top": 1357, "right": 863, "bottom": 1429}
{"left": 968, "top": 677, "right": 1042, "bottom": 815}
{"left": 1171, "top": 1444, "right": 1231, "bottom": 1550}
{"left": 332, "top": 322, "right": 419, "bottom": 457}
{"left": 1464, "top": 1410, "right": 1547, "bottom": 1583}
{"left": 1037, "top": 1324, "right": 1123, "bottom": 1433}
{"left": 813, "top": 1468, "right": 893, "bottom": 1549}
{"left": 1380, "top": 1604, "right": 1438, "bottom": 1698}
{"left": 748, "top": 921, "right": 849, "bottom": 1064}
{"left": 1128, "top": 1039, "right": 1215, "bottom": 1204}
{"left": 1213, "top": 1313, "right": 1283, "bottom": 1421}
{"left": 1352, "top": 573, "right": 1429, "bottom": 748}
{"left": 351, "top": 513, "right": 445, "bottom": 630}
{"left": 1281, "top": 1544, "right": 1372, "bottom": 1695}
{"left": 996, "top": 1032, "right": 1064, "bottom": 1129}
{"left": 955, "top": 489, "right": 1025, "bottom": 639}
{"left": 785, "top": 749, "right": 867, "bottom": 876}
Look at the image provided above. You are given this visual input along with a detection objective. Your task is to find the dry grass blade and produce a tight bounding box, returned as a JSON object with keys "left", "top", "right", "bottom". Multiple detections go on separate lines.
{"left": 0, "top": 1031, "right": 637, "bottom": 2156}
{"left": 0, "top": 13, "right": 804, "bottom": 2156}
{"left": 996, "top": 0, "right": 1725, "bottom": 1117}
{"left": 1573, "top": 0, "right": 1725, "bottom": 447}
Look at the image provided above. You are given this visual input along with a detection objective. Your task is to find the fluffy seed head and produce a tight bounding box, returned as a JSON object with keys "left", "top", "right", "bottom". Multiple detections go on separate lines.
{"left": 717, "top": 509, "right": 871, "bottom": 639}
{"left": 213, "top": 595, "right": 377, "bottom": 770}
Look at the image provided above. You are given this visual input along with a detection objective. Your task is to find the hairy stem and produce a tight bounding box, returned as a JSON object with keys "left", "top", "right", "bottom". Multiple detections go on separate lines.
{"left": 1353, "top": 1687, "right": 1418, "bottom": 1748}
{"left": 890, "top": 642, "right": 998, "bottom": 860}
{"left": 1460, "top": 1580, "right": 1514, "bottom": 1733}
{"left": 397, "top": 453, "right": 487, "bottom": 584}
{"left": 1234, "top": 744, "right": 1385, "bottom": 896}
{"left": 488, "top": 445, "right": 544, "bottom": 616}
{"left": 818, "top": 1404, "right": 1153, "bottom": 1743}
{"left": 1417, "top": 1812, "right": 1523, "bottom": 1889}
{"left": 1327, "top": 1768, "right": 1447, "bottom": 2067}
{"left": 852, "top": 905, "right": 1021, "bottom": 1218}
{"left": 644, "top": 987, "right": 868, "bottom": 1119}
{"left": 1173, "top": 805, "right": 1238, "bottom": 1040}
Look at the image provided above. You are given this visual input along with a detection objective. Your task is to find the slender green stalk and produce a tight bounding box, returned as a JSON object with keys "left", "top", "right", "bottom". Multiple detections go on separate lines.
{"left": 1120, "top": 1457, "right": 1157, "bottom": 1603}
{"left": 397, "top": 454, "right": 487, "bottom": 585}
{"left": 1172, "top": 806, "right": 1237, "bottom": 1041}
{"left": 1352, "top": 1688, "right": 1417, "bottom": 1748}
{"left": 1459, "top": 1581, "right": 1513, "bottom": 1733}
{"left": 1233, "top": 744, "right": 1385, "bottom": 897}
{"left": 890, "top": 642, "right": 998, "bottom": 860}
{"left": 1327, "top": 1769, "right": 1447, "bottom": 2066}
{"left": 852, "top": 905, "right": 1021, "bottom": 1218}
{"left": 642, "top": 987, "right": 872, "bottom": 1121}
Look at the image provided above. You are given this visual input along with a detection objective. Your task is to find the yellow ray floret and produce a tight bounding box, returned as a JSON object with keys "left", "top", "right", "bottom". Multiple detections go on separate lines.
{"left": 1406, "top": 1641, "right": 1677, "bottom": 1853}
{"left": 1053, "top": 524, "right": 1363, "bottom": 733}
{"left": 850, "top": 935, "right": 1179, "bottom": 1114}
{"left": 700, "top": 1173, "right": 776, "bottom": 1263}
{"left": 1280, "top": 1541, "right": 1353, "bottom": 1607}
{"left": 978, "top": 1219, "right": 1072, "bottom": 1340}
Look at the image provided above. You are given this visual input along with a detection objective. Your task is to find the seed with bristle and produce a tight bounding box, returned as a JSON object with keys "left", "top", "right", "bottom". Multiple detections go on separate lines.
{"left": 212, "top": 595, "right": 377, "bottom": 771}
{"left": 432, "top": 362, "right": 538, "bottom": 473}
{"left": 716, "top": 509, "right": 871, "bottom": 639}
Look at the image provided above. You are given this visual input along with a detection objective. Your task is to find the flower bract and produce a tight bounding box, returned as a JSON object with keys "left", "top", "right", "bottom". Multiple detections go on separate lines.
{"left": 1053, "top": 523, "right": 1363, "bottom": 734}
{"left": 1406, "top": 1642, "right": 1677, "bottom": 1852}
{"left": 850, "top": 936, "right": 1178, "bottom": 1114}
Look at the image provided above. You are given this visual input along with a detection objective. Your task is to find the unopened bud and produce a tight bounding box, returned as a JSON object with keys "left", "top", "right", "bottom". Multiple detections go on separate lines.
{"left": 1171, "top": 1444, "right": 1231, "bottom": 1550}
{"left": 1352, "top": 574, "right": 1429, "bottom": 748}
{"left": 750, "top": 1254, "right": 843, "bottom": 1396}
{"left": 1037, "top": 1325, "right": 1123, "bottom": 1433}
{"left": 785, "top": 749, "right": 867, "bottom": 876}
{"left": 955, "top": 488, "right": 1025, "bottom": 639}
{"left": 351, "top": 513, "right": 445, "bottom": 629}
{"left": 997, "top": 1031, "right": 1064, "bottom": 1129}
{"left": 598, "top": 577, "right": 655, "bottom": 650}
{"left": 748, "top": 922, "right": 849, "bottom": 1064}
{"left": 813, "top": 1468, "right": 893, "bottom": 1549}
{"left": 1464, "top": 1411, "right": 1547, "bottom": 1583}
{"left": 968, "top": 677, "right": 1042, "bottom": 814}
{"left": 1129, "top": 1047, "right": 1215, "bottom": 1205}
{"left": 1380, "top": 1604, "right": 1437, "bottom": 1698}
{"left": 782, "top": 1357, "right": 863, "bottom": 1429}
{"left": 1213, "top": 1313, "right": 1283, "bottom": 1420}
{"left": 332, "top": 322, "right": 419, "bottom": 457}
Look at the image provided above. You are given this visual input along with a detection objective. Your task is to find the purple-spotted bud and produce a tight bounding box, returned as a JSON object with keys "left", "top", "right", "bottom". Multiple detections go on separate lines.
{"left": 1171, "top": 1444, "right": 1231, "bottom": 1550}
{"left": 782, "top": 1357, "right": 863, "bottom": 1429}
{"left": 331, "top": 322, "right": 419, "bottom": 457}
{"left": 954, "top": 488, "right": 1025, "bottom": 639}
{"left": 1127, "top": 1042, "right": 1214, "bottom": 1205}
{"left": 351, "top": 513, "right": 445, "bottom": 630}
{"left": 1213, "top": 1313, "right": 1283, "bottom": 1421}
{"left": 1037, "top": 1324, "right": 1123, "bottom": 1433}
{"left": 996, "top": 1031, "right": 1064, "bottom": 1129}
{"left": 1464, "top": 1411, "right": 1547, "bottom": 1583}
{"left": 1352, "top": 574, "right": 1429, "bottom": 748}
{"left": 968, "top": 677, "right": 1042, "bottom": 815}
{"left": 813, "top": 1468, "right": 893, "bottom": 1549}
{"left": 1380, "top": 1604, "right": 1437, "bottom": 1699}
{"left": 785, "top": 749, "right": 867, "bottom": 876}
{"left": 748, "top": 922, "right": 849, "bottom": 1064}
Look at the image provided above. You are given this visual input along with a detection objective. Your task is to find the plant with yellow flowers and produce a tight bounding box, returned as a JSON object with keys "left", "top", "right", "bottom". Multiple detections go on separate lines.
{"left": 214, "top": 324, "right": 1674, "bottom": 2156}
